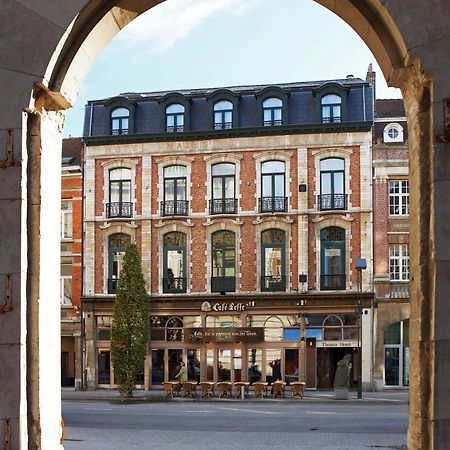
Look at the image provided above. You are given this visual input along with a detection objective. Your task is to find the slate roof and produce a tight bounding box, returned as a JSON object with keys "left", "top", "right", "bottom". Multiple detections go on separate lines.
{"left": 375, "top": 99, "right": 405, "bottom": 118}
{"left": 62, "top": 137, "right": 83, "bottom": 166}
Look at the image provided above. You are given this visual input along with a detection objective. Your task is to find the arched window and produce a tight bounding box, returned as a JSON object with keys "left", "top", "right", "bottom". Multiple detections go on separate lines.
{"left": 211, "top": 230, "right": 236, "bottom": 293}
{"left": 166, "top": 104, "right": 185, "bottom": 132}
{"left": 263, "top": 97, "right": 282, "bottom": 126}
{"left": 319, "top": 158, "right": 346, "bottom": 210}
{"left": 260, "top": 160, "right": 286, "bottom": 212}
{"left": 214, "top": 100, "right": 233, "bottom": 130}
{"left": 383, "top": 123, "right": 404, "bottom": 143}
{"left": 210, "top": 163, "right": 236, "bottom": 214}
{"left": 320, "top": 227, "right": 345, "bottom": 290}
{"left": 107, "top": 233, "right": 131, "bottom": 293}
{"left": 261, "top": 229, "right": 286, "bottom": 291}
{"left": 264, "top": 316, "right": 284, "bottom": 341}
{"left": 321, "top": 94, "right": 342, "bottom": 123}
{"left": 163, "top": 231, "right": 187, "bottom": 293}
{"left": 111, "top": 107, "right": 130, "bottom": 135}
{"left": 166, "top": 316, "right": 184, "bottom": 341}
{"left": 107, "top": 168, "right": 132, "bottom": 218}
{"left": 162, "top": 165, "right": 188, "bottom": 216}
{"left": 322, "top": 314, "right": 343, "bottom": 340}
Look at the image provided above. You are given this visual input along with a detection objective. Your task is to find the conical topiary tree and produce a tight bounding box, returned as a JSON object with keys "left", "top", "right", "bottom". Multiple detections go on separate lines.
{"left": 111, "top": 243, "right": 149, "bottom": 398}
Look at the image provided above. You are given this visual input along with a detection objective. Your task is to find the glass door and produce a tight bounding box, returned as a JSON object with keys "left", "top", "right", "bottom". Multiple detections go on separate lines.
{"left": 151, "top": 349, "right": 164, "bottom": 384}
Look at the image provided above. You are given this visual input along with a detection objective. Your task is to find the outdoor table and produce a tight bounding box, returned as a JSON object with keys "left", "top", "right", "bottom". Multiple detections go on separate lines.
{"left": 253, "top": 381, "right": 269, "bottom": 398}
{"left": 182, "top": 381, "right": 198, "bottom": 398}
{"left": 217, "top": 381, "right": 232, "bottom": 398}
{"left": 233, "top": 382, "right": 250, "bottom": 398}
{"left": 291, "top": 381, "right": 306, "bottom": 399}
{"left": 200, "top": 381, "right": 215, "bottom": 398}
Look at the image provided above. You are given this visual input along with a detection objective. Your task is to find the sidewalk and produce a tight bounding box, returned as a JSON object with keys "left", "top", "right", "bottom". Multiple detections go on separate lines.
{"left": 62, "top": 387, "right": 409, "bottom": 404}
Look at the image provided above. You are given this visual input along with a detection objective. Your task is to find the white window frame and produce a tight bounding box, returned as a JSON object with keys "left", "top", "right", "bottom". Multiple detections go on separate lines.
{"left": 389, "top": 180, "right": 409, "bottom": 216}
{"left": 60, "top": 275, "right": 72, "bottom": 306}
{"left": 389, "top": 244, "right": 410, "bottom": 281}
{"left": 383, "top": 123, "right": 404, "bottom": 143}
{"left": 61, "top": 200, "right": 73, "bottom": 240}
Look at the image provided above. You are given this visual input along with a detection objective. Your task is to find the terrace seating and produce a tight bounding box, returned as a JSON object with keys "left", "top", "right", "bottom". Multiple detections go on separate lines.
{"left": 200, "top": 381, "right": 215, "bottom": 398}
{"left": 182, "top": 381, "right": 198, "bottom": 398}
{"left": 271, "top": 381, "right": 286, "bottom": 398}
{"left": 163, "top": 381, "right": 178, "bottom": 398}
{"left": 233, "top": 382, "right": 250, "bottom": 398}
{"left": 253, "top": 381, "right": 268, "bottom": 398}
{"left": 291, "top": 381, "right": 306, "bottom": 399}
{"left": 217, "top": 382, "right": 232, "bottom": 398}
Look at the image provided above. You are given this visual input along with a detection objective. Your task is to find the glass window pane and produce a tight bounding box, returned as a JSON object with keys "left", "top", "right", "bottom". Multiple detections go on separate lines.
{"left": 187, "top": 349, "right": 201, "bottom": 382}
{"left": 218, "top": 349, "right": 231, "bottom": 382}
{"left": 262, "top": 161, "right": 284, "bottom": 173}
{"left": 334, "top": 173, "right": 344, "bottom": 194}
{"left": 324, "top": 247, "right": 342, "bottom": 275}
{"left": 164, "top": 165, "right": 187, "bottom": 177}
{"left": 321, "top": 172, "right": 331, "bottom": 194}
{"left": 262, "top": 174, "right": 272, "bottom": 197}
{"left": 167, "top": 104, "right": 184, "bottom": 114}
{"left": 384, "top": 322, "right": 401, "bottom": 344}
{"left": 213, "top": 177, "right": 223, "bottom": 199}
{"left": 248, "top": 349, "right": 262, "bottom": 383}
{"left": 320, "top": 158, "right": 344, "bottom": 171}
{"left": 266, "top": 349, "right": 282, "bottom": 382}
{"left": 166, "top": 115, "right": 174, "bottom": 127}
{"left": 263, "top": 98, "right": 282, "bottom": 108}
{"left": 274, "top": 174, "right": 284, "bottom": 196}
{"left": 321, "top": 94, "right": 341, "bottom": 105}
{"left": 385, "top": 347, "right": 400, "bottom": 385}
{"left": 274, "top": 108, "right": 282, "bottom": 121}
{"left": 167, "top": 250, "right": 184, "bottom": 277}
{"left": 164, "top": 179, "right": 175, "bottom": 201}
{"left": 121, "top": 181, "right": 131, "bottom": 202}
{"left": 224, "top": 176, "right": 235, "bottom": 198}
{"left": 264, "top": 247, "right": 282, "bottom": 276}
{"left": 212, "top": 163, "right": 235, "bottom": 176}
{"left": 214, "top": 100, "right": 232, "bottom": 111}
{"left": 111, "top": 108, "right": 129, "bottom": 118}
{"left": 168, "top": 349, "right": 183, "bottom": 380}
{"left": 177, "top": 178, "right": 186, "bottom": 200}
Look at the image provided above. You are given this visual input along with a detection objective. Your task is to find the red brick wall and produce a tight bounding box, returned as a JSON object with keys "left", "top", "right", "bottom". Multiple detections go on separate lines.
{"left": 349, "top": 147, "right": 361, "bottom": 208}
{"left": 240, "top": 153, "right": 256, "bottom": 212}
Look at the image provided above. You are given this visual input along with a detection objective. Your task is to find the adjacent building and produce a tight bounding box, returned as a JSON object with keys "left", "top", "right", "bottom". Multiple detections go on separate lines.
{"left": 80, "top": 77, "right": 375, "bottom": 391}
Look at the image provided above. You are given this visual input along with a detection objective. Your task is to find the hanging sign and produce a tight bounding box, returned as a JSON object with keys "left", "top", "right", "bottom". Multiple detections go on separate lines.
{"left": 184, "top": 327, "right": 264, "bottom": 343}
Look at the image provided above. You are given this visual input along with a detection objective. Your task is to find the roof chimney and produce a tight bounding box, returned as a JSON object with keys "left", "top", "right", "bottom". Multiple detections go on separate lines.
{"left": 346, "top": 74, "right": 354, "bottom": 79}
{"left": 366, "top": 63, "right": 376, "bottom": 98}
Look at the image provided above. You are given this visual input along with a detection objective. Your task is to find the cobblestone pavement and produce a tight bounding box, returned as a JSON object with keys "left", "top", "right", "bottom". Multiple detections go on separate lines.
{"left": 62, "top": 389, "right": 408, "bottom": 449}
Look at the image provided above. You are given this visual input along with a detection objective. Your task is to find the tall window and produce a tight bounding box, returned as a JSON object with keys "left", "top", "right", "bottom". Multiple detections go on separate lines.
{"left": 162, "top": 165, "right": 188, "bottom": 216}
{"left": 389, "top": 244, "right": 409, "bottom": 281}
{"left": 163, "top": 232, "right": 187, "bottom": 293}
{"left": 384, "top": 319, "right": 409, "bottom": 387}
{"left": 214, "top": 100, "right": 233, "bottom": 130}
{"left": 260, "top": 160, "right": 286, "bottom": 212}
{"left": 61, "top": 200, "right": 72, "bottom": 239}
{"left": 261, "top": 229, "right": 286, "bottom": 291}
{"left": 111, "top": 107, "right": 129, "bottom": 135}
{"left": 320, "top": 227, "right": 346, "bottom": 290}
{"left": 60, "top": 257, "right": 72, "bottom": 305}
{"left": 321, "top": 94, "right": 342, "bottom": 123}
{"left": 389, "top": 180, "right": 409, "bottom": 215}
{"left": 319, "top": 158, "right": 346, "bottom": 210}
{"left": 166, "top": 104, "right": 184, "bottom": 132}
{"left": 107, "top": 168, "right": 132, "bottom": 218}
{"left": 108, "top": 233, "right": 131, "bottom": 294}
{"left": 211, "top": 230, "right": 236, "bottom": 293}
{"left": 210, "top": 163, "right": 236, "bottom": 214}
{"left": 263, "top": 98, "right": 282, "bottom": 126}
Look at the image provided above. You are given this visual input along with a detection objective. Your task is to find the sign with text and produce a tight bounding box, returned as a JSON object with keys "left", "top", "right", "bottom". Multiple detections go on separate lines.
{"left": 185, "top": 327, "right": 264, "bottom": 343}
{"left": 316, "top": 341, "right": 358, "bottom": 348}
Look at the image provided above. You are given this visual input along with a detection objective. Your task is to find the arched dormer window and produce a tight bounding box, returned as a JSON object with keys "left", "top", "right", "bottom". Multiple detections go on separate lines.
{"left": 383, "top": 123, "right": 404, "bottom": 143}
{"left": 321, "top": 94, "right": 342, "bottom": 123}
{"left": 263, "top": 98, "right": 282, "bottom": 126}
{"left": 111, "top": 107, "right": 130, "bottom": 135}
{"left": 166, "top": 104, "right": 185, "bottom": 132}
{"left": 214, "top": 100, "right": 233, "bottom": 130}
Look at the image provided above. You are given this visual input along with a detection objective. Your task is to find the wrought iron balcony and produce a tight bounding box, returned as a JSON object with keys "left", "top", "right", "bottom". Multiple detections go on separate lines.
{"left": 214, "top": 122, "right": 232, "bottom": 130}
{"left": 166, "top": 125, "right": 184, "bottom": 132}
{"left": 211, "top": 276, "right": 236, "bottom": 293}
{"left": 111, "top": 128, "right": 128, "bottom": 135}
{"left": 259, "top": 196, "right": 287, "bottom": 213}
{"left": 322, "top": 116, "right": 341, "bottom": 123}
{"left": 318, "top": 194, "right": 348, "bottom": 211}
{"left": 209, "top": 198, "right": 238, "bottom": 215}
{"left": 320, "top": 274, "right": 346, "bottom": 290}
{"left": 263, "top": 120, "right": 282, "bottom": 127}
{"left": 108, "top": 278, "right": 119, "bottom": 294}
{"left": 261, "top": 275, "right": 286, "bottom": 292}
{"left": 106, "top": 202, "right": 133, "bottom": 218}
{"left": 160, "top": 200, "right": 189, "bottom": 216}
{"left": 163, "top": 277, "right": 187, "bottom": 294}
{"left": 390, "top": 282, "right": 409, "bottom": 299}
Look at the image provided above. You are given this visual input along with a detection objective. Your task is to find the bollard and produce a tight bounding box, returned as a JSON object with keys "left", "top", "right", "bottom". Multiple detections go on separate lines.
{"left": 241, "top": 385, "right": 245, "bottom": 400}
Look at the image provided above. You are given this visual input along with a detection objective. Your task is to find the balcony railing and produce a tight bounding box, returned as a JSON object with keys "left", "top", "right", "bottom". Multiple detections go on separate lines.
{"left": 166, "top": 125, "right": 184, "bottom": 132}
{"left": 318, "top": 194, "right": 348, "bottom": 211}
{"left": 106, "top": 202, "right": 133, "bottom": 218}
{"left": 261, "top": 275, "right": 286, "bottom": 292}
{"left": 259, "top": 196, "right": 288, "bottom": 213}
{"left": 320, "top": 274, "right": 346, "bottom": 290}
{"left": 161, "top": 200, "right": 189, "bottom": 216}
{"left": 263, "top": 120, "right": 282, "bottom": 127}
{"left": 214, "top": 122, "right": 232, "bottom": 130}
{"left": 322, "top": 117, "right": 341, "bottom": 123}
{"left": 108, "top": 278, "right": 119, "bottom": 294}
{"left": 163, "top": 277, "right": 187, "bottom": 294}
{"left": 111, "top": 128, "right": 129, "bottom": 135}
{"left": 209, "top": 198, "right": 238, "bottom": 215}
{"left": 211, "top": 276, "right": 236, "bottom": 293}
{"left": 390, "top": 282, "right": 409, "bottom": 299}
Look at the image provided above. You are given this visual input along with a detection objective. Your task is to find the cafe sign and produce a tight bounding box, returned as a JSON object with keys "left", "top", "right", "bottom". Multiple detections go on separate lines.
{"left": 185, "top": 327, "right": 264, "bottom": 343}
{"left": 201, "top": 301, "right": 255, "bottom": 312}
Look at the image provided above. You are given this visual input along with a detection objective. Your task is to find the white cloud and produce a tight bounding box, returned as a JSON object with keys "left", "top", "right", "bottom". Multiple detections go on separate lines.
{"left": 116, "top": 0, "right": 259, "bottom": 53}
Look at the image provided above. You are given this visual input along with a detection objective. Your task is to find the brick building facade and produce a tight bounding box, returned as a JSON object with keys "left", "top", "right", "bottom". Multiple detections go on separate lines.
{"left": 80, "top": 78, "right": 375, "bottom": 390}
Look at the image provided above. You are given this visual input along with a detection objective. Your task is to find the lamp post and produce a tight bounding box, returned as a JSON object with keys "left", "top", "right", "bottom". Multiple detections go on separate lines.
{"left": 355, "top": 258, "right": 367, "bottom": 399}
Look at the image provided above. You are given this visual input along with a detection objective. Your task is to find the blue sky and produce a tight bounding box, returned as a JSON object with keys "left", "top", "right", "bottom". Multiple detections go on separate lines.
{"left": 64, "top": 0, "right": 402, "bottom": 137}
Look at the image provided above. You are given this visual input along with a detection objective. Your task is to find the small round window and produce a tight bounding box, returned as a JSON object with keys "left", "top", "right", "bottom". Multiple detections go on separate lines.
{"left": 387, "top": 127, "right": 399, "bottom": 139}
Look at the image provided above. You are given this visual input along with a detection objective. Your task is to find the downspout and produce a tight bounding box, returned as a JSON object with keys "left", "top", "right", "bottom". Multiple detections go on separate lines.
{"left": 26, "top": 111, "right": 42, "bottom": 449}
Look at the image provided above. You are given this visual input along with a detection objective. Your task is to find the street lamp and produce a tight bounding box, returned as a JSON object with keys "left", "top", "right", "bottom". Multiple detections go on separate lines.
{"left": 355, "top": 258, "right": 367, "bottom": 399}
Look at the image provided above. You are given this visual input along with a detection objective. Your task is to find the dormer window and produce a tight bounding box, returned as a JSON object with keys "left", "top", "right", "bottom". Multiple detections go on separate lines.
{"left": 263, "top": 98, "right": 282, "bottom": 126}
{"left": 321, "top": 95, "right": 342, "bottom": 123}
{"left": 383, "top": 123, "right": 404, "bottom": 143}
{"left": 166, "top": 104, "right": 185, "bottom": 132}
{"left": 111, "top": 108, "right": 129, "bottom": 135}
{"left": 214, "top": 101, "right": 233, "bottom": 130}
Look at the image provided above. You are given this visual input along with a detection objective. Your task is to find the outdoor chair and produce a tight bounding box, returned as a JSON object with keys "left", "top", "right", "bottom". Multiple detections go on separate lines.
{"left": 233, "top": 382, "right": 250, "bottom": 398}
{"left": 291, "top": 381, "right": 306, "bottom": 399}
{"left": 253, "top": 381, "right": 268, "bottom": 398}
{"left": 163, "top": 381, "right": 176, "bottom": 398}
{"left": 200, "top": 382, "right": 215, "bottom": 398}
{"left": 271, "top": 381, "right": 286, "bottom": 398}
{"left": 182, "top": 381, "right": 198, "bottom": 398}
{"left": 217, "top": 382, "right": 232, "bottom": 398}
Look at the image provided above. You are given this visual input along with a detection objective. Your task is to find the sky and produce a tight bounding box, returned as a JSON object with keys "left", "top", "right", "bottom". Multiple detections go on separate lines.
{"left": 64, "top": 0, "right": 402, "bottom": 137}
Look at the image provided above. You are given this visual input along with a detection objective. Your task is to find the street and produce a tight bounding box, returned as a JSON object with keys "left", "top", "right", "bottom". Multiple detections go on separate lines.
{"left": 62, "top": 395, "right": 407, "bottom": 449}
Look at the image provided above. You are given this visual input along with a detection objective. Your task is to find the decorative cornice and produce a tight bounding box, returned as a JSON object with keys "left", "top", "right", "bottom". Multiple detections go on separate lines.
{"left": 99, "top": 221, "right": 138, "bottom": 230}
{"left": 153, "top": 219, "right": 195, "bottom": 228}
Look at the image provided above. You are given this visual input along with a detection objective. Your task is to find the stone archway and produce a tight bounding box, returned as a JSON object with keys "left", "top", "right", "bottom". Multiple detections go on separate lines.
{"left": 0, "top": 1, "right": 448, "bottom": 449}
